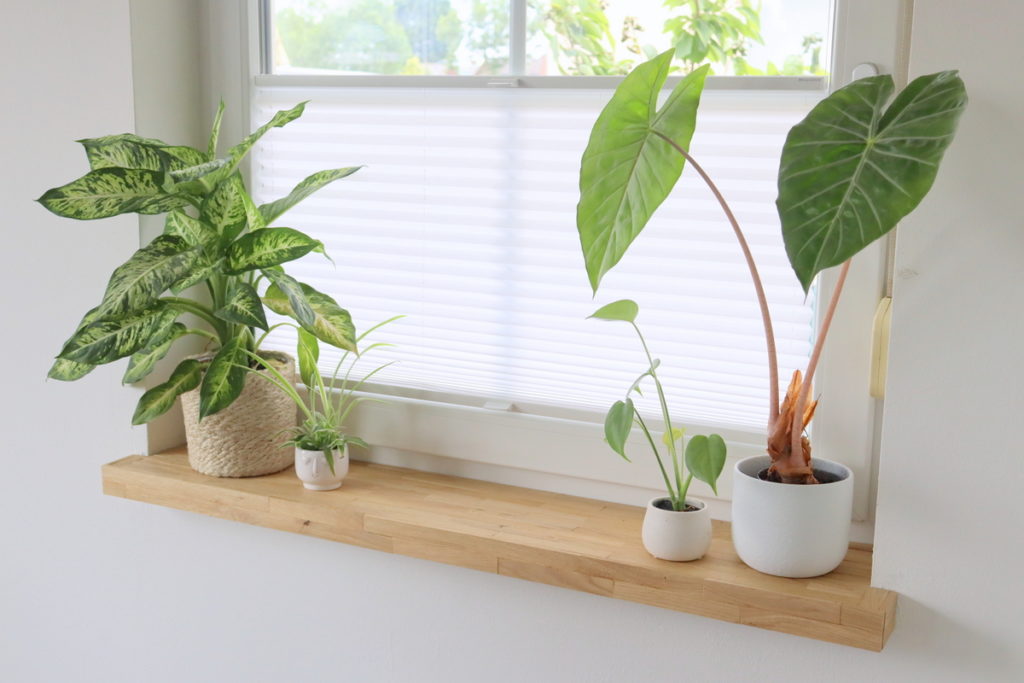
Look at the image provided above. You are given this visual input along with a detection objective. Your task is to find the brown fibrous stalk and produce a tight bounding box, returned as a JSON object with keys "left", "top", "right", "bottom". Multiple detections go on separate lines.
{"left": 766, "top": 370, "right": 819, "bottom": 484}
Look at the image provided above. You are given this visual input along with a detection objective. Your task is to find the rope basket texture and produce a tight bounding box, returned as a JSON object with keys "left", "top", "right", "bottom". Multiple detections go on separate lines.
{"left": 180, "top": 352, "right": 297, "bottom": 478}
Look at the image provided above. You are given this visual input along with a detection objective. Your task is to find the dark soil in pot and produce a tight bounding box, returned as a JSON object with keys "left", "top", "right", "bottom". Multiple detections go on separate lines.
{"left": 653, "top": 498, "right": 700, "bottom": 512}
{"left": 757, "top": 468, "right": 843, "bottom": 484}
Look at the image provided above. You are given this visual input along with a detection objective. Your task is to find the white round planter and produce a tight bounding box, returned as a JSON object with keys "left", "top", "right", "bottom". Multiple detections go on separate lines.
{"left": 641, "top": 497, "right": 712, "bottom": 562}
{"left": 295, "top": 445, "right": 349, "bottom": 491}
{"left": 731, "top": 455, "right": 853, "bottom": 578}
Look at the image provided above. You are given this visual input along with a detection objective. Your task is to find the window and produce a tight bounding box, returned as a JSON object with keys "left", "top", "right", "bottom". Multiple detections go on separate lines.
{"left": 215, "top": 0, "right": 904, "bottom": 539}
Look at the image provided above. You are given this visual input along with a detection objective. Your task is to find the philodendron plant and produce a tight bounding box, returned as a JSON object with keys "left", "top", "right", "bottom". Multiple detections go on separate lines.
{"left": 40, "top": 102, "right": 361, "bottom": 425}
{"left": 578, "top": 51, "right": 966, "bottom": 484}
{"left": 591, "top": 299, "right": 726, "bottom": 511}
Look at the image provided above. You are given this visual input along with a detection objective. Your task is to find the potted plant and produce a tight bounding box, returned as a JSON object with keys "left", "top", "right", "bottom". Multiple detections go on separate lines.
{"left": 590, "top": 299, "right": 727, "bottom": 561}
{"left": 40, "top": 101, "right": 362, "bottom": 478}
{"left": 240, "top": 318, "right": 400, "bottom": 491}
{"left": 577, "top": 51, "right": 966, "bottom": 576}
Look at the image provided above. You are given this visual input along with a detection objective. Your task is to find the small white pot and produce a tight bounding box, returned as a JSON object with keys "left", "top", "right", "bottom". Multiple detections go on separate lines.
{"left": 295, "top": 445, "right": 349, "bottom": 491}
{"left": 641, "top": 497, "right": 712, "bottom": 562}
{"left": 732, "top": 455, "right": 853, "bottom": 578}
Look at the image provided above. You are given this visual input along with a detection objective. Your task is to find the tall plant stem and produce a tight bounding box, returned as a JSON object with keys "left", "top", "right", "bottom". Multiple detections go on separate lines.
{"left": 790, "top": 259, "right": 851, "bottom": 460}
{"left": 653, "top": 131, "right": 780, "bottom": 428}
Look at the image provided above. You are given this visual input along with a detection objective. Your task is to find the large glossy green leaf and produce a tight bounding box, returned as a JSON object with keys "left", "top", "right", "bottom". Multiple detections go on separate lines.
{"left": 37, "top": 168, "right": 187, "bottom": 220}
{"left": 47, "top": 306, "right": 101, "bottom": 381}
{"left": 58, "top": 302, "right": 178, "bottom": 365}
{"left": 132, "top": 358, "right": 204, "bottom": 425}
{"left": 577, "top": 53, "right": 709, "bottom": 291}
{"left": 79, "top": 133, "right": 206, "bottom": 172}
{"left": 588, "top": 299, "right": 639, "bottom": 323}
{"left": 225, "top": 228, "right": 321, "bottom": 274}
{"left": 163, "top": 210, "right": 218, "bottom": 254}
{"left": 169, "top": 252, "right": 219, "bottom": 295}
{"left": 297, "top": 329, "right": 320, "bottom": 387}
{"left": 200, "top": 174, "right": 247, "bottom": 246}
{"left": 604, "top": 399, "right": 635, "bottom": 461}
{"left": 777, "top": 71, "right": 967, "bottom": 291}
{"left": 261, "top": 271, "right": 317, "bottom": 330}
{"left": 122, "top": 322, "right": 188, "bottom": 384}
{"left": 262, "top": 279, "right": 356, "bottom": 351}
{"left": 198, "top": 334, "right": 249, "bottom": 419}
{"left": 95, "top": 235, "right": 201, "bottom": 317}
{"left": 684, "top": 434, "right": 727, "bottom": 494}
{"left": 214, "top": 282, "right": 269, "bottom": 330}
{"left": 258, "top": 167, "right": 362, "bottom": 224}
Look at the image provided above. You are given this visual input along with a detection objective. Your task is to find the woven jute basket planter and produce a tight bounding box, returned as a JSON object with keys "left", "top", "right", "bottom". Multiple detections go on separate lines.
{"left": 180, "top": 352, "right": 297, "bottom": 478}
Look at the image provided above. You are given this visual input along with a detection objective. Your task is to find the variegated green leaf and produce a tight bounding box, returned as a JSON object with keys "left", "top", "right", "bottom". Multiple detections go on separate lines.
{"left": 198, "top": 334, "right": 249, "bottom": 419}
{"left": 258, "top": 166, "right": 362, "bottom": 224}
{"left": 263, "top": 279, "right": 356, "bottom": 351}
{"left": 169, "top": 252, "right": 219, "bottom": 295}
{"left": 163, "top": 210, "right": 218, "bottom": 254}
{"left": 167, "top": 158, "right": 231, "bottom": 196}
{"left": 122, "top": 322, "right": 188, "bottom": 384}
{"left": 241, "top": 186, "right": 267, "bottom": 231}
{"left": 131, "top": 358, "right": 204, "bottom": 425}
{"left": 96, "top": 235, "right": 201, "bottom": 317}
{"left": 208, "top": 100, "right": 225, "bottom": 159}
{"left": 261, "top": 271, "right": 316, "bottom": 330}
{"left": 225, "top": 227, "right": 321, "bottom": 274}
{"left": 778, "top": 71, "right": 967, "bottom": 291}
{"left": 79, "top": 133, "right": 206, "bottom": 172}
{"left": 37, "top": 168, "right": 187, "bottom": 220}
{"left": 297, "top": 329, "right": 320, "bottom": 387}
{"left": 200, "top": 173, "right": 247, "bottom": 245}
{"left": 47, "top": 306, "right": 101, "bottom": 381}
{"left": 58, "top": 302, "right": 178, "bottom": 365}
{"left": 214, "top": 282, "right": 269, "bottom": 330}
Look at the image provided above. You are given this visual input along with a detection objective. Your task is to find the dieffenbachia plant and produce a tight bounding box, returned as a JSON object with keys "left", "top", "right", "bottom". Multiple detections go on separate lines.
{"left": 591, "top": 299, "right": 726, "bottom": 511}
{"left": 40, "top": 102, "right": 362, "bottom": 425}
{"left": 578, "top": 51, "right": 966, "bottom": 484}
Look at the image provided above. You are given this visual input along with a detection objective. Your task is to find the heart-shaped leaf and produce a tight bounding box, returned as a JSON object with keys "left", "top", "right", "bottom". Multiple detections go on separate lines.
{"left": 684, "top": 433, "right": 727, "bottom": 494}
{"left": 577, "top": 52, "right": 709, "bottom": 292}
{"left": 38, "top": 168, "right": 187, "bottom": 220}
{"left": 198, "top": 334, "right": 249, "bottom": 419}
{"left": 588, "top": 299, "right": 639, "bottom": 323}
{"left": 225, "top": 227, "right": 321, "bottom": 274}
{"left": 122, "top": 322, "right": 188, "bottom": 384}
{"left": 258, "top": 166, "right": 362, "bottom": 224}
{"left": 132, "top": 358, "right": 204, "bottom": 425}
{"left": 777, "top": 71, "right": 967, "bottom": 291}
{"left": 604, "top": 399, "right": 635, "bottom": 461}
{"left": 214, "top": 281, "right": 269, "bottom": 330}
{"left": 58, "top": 302, "right": 177, "bottom": 365}
{"left": 96, "top": 235, "right": 201, "bottom": 317}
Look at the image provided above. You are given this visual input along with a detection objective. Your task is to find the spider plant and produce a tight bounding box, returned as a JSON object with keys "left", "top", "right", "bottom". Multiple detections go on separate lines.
{"left": 241, "top": 316, "right": 402, "bottom": 473}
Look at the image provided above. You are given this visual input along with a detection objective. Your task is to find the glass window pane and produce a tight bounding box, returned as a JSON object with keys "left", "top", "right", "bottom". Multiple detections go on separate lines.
{"left": 524, "top": 0, "right": 831, "bottom": 76}
{"left": 271, "top": 0, "right": 511, "bottom": 75}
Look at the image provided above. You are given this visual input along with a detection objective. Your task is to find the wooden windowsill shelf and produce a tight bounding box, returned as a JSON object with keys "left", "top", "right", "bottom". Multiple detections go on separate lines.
{"left": 102, "top": 447, "right": 896, "bottom": 650}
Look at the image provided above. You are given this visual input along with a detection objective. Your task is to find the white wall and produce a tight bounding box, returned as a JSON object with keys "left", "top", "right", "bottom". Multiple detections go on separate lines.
{"left": 1, "top": 1, "right": 1021, "bottom": 681}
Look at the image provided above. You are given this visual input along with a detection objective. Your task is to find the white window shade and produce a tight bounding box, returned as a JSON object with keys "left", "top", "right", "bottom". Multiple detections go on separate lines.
{"left": 251, "top": 85, "right": 822, "bottom": 433}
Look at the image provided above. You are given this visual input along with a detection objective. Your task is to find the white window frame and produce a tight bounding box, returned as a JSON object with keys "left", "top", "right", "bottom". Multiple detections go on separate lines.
{"left": 201, "top": 0, "right": 911, "bottom": 543}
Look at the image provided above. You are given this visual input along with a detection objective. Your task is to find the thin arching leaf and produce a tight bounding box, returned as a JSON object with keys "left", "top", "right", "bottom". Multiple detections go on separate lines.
{"left": 258, "top": 166, "right": 362, "bottom": 224}
{"left": 95, "top": 235, "right": 201, "bottom": 317}
{"left": 777, "top": 71, "right": 967, "bottom": 291}
{"left": 132, "top": 358, "right": 204, "bottom": 425}
{"left": 577, "top": 52, "right": 709, "bottom": 291}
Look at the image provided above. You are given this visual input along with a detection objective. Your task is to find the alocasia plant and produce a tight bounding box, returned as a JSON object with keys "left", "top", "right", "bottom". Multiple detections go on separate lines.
{"left": 578, "top": 51, "right": 966, "bottom": 483}
{"left": 41, "top": 101, "right": 362, "bottom": 425}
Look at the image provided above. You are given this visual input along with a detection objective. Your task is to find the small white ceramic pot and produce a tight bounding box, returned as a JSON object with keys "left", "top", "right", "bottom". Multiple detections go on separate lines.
{"left": 731, "top": 455, "right": 853, "bottom": 578}
{"left": 295, "top": 445, "right": 349, "bottom": 491}
{"left": 641, "top": 497, "right": 712, "bottom": 562}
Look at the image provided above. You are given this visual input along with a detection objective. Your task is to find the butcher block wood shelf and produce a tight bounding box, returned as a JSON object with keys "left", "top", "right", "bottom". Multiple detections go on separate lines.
{"left": 102, "top": 447, "right": 896, "bottom": 650}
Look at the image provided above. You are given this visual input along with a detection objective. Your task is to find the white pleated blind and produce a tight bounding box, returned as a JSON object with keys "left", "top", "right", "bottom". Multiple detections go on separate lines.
{"left": 252, "top": 85, "right": 821, "bottom": 431}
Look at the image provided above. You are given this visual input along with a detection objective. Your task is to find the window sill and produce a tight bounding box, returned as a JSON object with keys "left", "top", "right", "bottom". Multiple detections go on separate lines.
{"left": 102, "top": 447, "right": 896, "bottom": 651}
